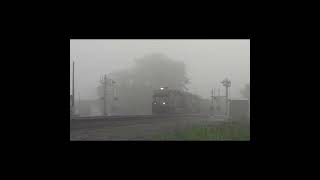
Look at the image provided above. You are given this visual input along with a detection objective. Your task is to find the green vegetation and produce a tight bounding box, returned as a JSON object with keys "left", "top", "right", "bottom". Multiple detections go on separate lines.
{"left": 153, "top": 120, "right": 250, "bottom": 141}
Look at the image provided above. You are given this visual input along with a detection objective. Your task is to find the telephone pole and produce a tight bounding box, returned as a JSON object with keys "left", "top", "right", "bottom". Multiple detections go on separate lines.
{"left": 211, "top": 89, "right": 214, "bottom": 105}
{"left": 214, "top": 88, "right": 216, "bottom": 114}
{"left": 72, "top": 61, "right": 75, "bottom": 111}
{"left": 104, "top": 74, "right": 107, "bottom": 116}
{"left": 210, "top": 88, "right": 214, "bottom": 115}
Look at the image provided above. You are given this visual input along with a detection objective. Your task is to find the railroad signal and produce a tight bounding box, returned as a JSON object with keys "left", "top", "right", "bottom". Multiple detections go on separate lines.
{"left": 221, "top": 78, "right": 231, "bottom": 88}
{"left": 221, "top": 78, "right": 231, "bottom": 118}
{"left": 99, "top": 74, "right": 117, "bottom": 116}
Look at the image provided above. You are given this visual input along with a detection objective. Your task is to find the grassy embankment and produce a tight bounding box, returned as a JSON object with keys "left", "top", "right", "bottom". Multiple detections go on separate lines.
{"left": 153, "top": 119, "right": 250, "bottom": 141}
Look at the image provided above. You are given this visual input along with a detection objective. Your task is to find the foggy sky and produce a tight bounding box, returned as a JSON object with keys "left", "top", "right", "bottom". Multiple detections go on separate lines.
{"left": 70, "top": 40, "right": 250, "bottom": 100}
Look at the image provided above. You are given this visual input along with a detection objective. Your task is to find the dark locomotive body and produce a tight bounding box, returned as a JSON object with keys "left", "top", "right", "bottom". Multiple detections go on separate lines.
{"left": 152, "top": 88, "right": 201, "bottom": 114}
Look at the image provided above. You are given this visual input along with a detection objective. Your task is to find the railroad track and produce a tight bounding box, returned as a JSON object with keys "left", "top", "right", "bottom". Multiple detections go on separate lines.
{"left": 70, "top": 114, "right": 210, "bottom": 120}
{"left": 70, "top": 114, "right": 211, "bottom": 131}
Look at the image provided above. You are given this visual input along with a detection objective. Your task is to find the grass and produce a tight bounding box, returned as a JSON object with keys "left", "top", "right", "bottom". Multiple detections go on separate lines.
{"left": 152, "top": 120, "right": 250, "bottom": 141}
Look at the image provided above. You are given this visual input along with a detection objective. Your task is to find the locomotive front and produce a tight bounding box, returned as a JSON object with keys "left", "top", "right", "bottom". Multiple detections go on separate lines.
{"left": 152, "top": 87, "right": 203, "bottom": 115}
{"left": 152, "top": 87, "right": 171, "bottom": 114}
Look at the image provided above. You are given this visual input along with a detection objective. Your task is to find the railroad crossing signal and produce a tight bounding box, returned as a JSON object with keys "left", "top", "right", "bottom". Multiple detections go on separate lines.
{"left": 221, "top": 78, "right": 231, "bottom": 118}
{"left": 221, "top": 78, "right": 231, "bottom": 88}
{"left": 99, "top": 74, "right": 117, "bottom": 116}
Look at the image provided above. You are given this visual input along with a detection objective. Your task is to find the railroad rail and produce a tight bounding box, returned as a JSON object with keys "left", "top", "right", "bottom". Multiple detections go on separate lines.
{"left": 70, "top": 114, "right": 210, "bottom": 120}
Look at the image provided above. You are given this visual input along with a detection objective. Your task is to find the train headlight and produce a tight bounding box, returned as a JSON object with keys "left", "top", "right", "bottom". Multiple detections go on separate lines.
{"left": 160, "top": 87, "right": 164, "bottom": 90}
{"left": 162, "top": 102, "right": 166, "bottom": 105}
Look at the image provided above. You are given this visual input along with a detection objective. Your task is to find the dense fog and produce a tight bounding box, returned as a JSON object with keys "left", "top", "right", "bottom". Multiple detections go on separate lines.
{"left": 70, "top": 40, "right": 250, "bottom": 115}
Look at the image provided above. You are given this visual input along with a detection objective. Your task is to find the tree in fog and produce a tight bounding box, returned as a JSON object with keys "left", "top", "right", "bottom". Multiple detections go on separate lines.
{"left": 240, "top": 83, "right": 250, "bottom": 99}
{"left": 99, "top": 53, "right": 190, "bottom": 115}
{"left": 131, "top": 53, "right": 190, "bottom": 91}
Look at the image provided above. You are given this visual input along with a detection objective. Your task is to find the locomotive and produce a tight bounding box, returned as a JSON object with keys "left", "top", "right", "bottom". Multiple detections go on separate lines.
{"left": 152, "top": 87, "right": 201, "bottom": 114}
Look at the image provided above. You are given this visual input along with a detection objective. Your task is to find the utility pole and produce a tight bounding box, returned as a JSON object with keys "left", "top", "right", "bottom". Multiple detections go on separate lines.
{"left": 72, "top": 61, "right": 75, "bottom": 113}
{"left": 211, "top": 88, "right": 214, "bottom": 115}
{"left": 213, "top": 88, "right": 216, "bottom": 115}
{"left": 211, "top": 89, "right": 214, "bottom": 105}
{"left": 104, "top": 74, "right": 107, "bottom": 116}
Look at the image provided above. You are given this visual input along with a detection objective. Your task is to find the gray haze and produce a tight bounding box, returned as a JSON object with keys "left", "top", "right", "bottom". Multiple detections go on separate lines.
{"left": 70, "top": 40, "right": 250, "bottom": 100}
